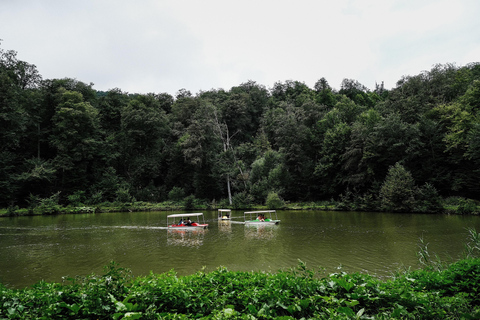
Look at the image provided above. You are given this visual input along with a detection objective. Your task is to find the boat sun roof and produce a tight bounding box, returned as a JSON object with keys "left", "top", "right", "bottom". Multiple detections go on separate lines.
{"left": 244, "top": 210, "right": 275, "bottom": 214}
{"left": 167, "top": 213, "right": 204, "bottom": 218}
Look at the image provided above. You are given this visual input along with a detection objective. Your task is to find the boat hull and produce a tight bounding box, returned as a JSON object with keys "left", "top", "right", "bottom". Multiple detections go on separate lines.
{"left": 168, "top": 224, "right": 208, "bottom": 230}
{"left": 245, "top": 220, "right": 280, "bottom": 225}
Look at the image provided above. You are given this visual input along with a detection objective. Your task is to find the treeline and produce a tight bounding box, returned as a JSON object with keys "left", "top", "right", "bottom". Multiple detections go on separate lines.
{"left": 1, "top": 44, "right": 480, "bottom": 212}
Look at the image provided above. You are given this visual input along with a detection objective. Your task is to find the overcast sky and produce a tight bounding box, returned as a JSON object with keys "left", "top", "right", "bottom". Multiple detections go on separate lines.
{"left": 1, "top": 0, "right": 479, "bottom": 96}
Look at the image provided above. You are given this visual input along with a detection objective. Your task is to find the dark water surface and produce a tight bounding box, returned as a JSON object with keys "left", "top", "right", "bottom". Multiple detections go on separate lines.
{"left": 1, "top": 210, "right": 479, "bottom": 288}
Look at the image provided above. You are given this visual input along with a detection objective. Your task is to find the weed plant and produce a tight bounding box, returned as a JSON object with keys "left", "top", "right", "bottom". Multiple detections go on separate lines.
{"left": 1, "top": 261, "right": 480, "bottom": 319}
{"left": 2, "top": 232, "right": 480, "bottom": 319}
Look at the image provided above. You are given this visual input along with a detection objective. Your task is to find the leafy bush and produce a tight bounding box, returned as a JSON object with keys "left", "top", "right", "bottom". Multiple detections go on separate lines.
{"left": 2, "top": 258, "right": 480, "bottom": 319}
{"left": 265, "top": 191, "right": 284, "bottom": 209}
{"left": 134, "top": 183, "right": 165, "bottom": 202}
{"left": 168, "top": 187, "right": 185, "bottom": 201}
{"left": 67, "top": 190, "right": 85, "bottom": 206}
{"left": 183, "top": 194, "right": 195, "bottom": 210}
{"left": 87, "top": 190, "right": 104, "bottom": 205}
{"left": 36, "top": 192, "right": 62, "bottom": 215}
{"left": 337, "top": 188, "right": 377, "bottom": 211}
{"left": 115, "top": 187, "right": 133, "bottom": 203}
{"left": 232, "top": 191, "right": 253, "bottom": 210}
{"left": 6, "top": 205, "right": 19, "bottom": 216}
{"left": 457, "top": 198, "right": 478, "bottom": 214}
{"left": 414, "top": 183, "right": 443, "bottom": 213}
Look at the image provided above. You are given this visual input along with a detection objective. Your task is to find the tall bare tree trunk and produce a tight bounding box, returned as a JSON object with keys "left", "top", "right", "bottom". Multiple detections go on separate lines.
{"left": 226, "top": 175, "right": 232, "bottom": 205}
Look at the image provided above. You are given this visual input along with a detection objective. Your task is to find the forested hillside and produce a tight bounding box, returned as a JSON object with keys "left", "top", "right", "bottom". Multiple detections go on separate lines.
{"left": 1, "top": 44, "right": 479, "bottom": 211}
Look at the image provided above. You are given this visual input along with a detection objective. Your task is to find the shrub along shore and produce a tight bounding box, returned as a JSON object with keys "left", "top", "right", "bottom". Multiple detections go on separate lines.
{"left": 1, "top": 256, "right": 480, "bottom": 319}
{"left": 1, "top": 195, "right": 479, "bottom": 217}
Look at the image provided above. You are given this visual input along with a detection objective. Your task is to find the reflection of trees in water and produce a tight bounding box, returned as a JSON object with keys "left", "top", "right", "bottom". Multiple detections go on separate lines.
{"left": 218, "top": 221, "right": 232, "bottom": 233}
{"left": 244, "top": 224, "right": 277, "bottom": 240}
{"left": 167, "top": 229, "right": 207, "bottom": 247}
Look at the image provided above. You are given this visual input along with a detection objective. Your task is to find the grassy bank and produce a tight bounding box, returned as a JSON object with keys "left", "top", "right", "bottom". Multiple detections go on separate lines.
{"left": 0, "top": 200, "right": 337, "bottom": 217}
{"left": 1, "top": 197, "right": 478, "bottom": 217}
{"left": 1, "top": 257, "right": 480, "bottom": 319}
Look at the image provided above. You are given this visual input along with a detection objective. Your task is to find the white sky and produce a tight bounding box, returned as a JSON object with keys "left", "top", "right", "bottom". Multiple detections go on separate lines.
{"left": 1, "top": 0, "right": 479, "bottom": 96}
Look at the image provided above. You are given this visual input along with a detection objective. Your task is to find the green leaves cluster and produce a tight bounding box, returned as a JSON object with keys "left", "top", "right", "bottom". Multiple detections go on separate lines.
{"left": 2, "top": 258, "right": 480, "bottom": 319}
{"left": 2, "top": 43, "right": 480, "bottom": 210}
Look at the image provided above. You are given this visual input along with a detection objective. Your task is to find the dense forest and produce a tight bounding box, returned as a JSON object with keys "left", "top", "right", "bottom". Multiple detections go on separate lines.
{"left": 1, "top": 44, "right": 479, "bottom": 212}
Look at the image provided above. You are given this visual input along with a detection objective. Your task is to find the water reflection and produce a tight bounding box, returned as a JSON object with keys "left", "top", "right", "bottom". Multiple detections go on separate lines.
{"left": 244, "top": 224, "right": 278, "bottom": 240}
{"left": 218, "top": 220, "right": 232, "bottom": 233}
{"left": 166, "top": 229, "right": 207, "bottom": 247}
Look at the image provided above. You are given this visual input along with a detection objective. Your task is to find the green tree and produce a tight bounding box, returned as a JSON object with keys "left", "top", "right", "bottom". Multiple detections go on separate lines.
{"left": 49, "top": 88, "right": 101, "bottom": 193}
{"left": 229, "top": 80, "right": 270, "bottom": 138}
{"left": 249, "top": 150, "right": 289, "bottom": 203}
{"left": 314, "top": 121, "right": 351, "bottom": 196}
{"left": 379, "top": 163, "right": 416, "bottom": 212}
{"left": 342, "top": 108, "right": 381, "bottom": 192}
{"left": 362, "top": 113, "right": 423, "bottom": 186}
{"left": 314, "top": 77, "right": 336, "bottom": 107}
{"left": 119, "top": 96, "right": 169, "bottom": 198}
{"left": 0, "top": 45, "right": 42, "bottom": 205}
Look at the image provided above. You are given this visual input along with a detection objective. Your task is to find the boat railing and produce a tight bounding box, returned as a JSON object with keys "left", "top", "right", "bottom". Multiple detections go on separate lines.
{"left": 218, "top": 209, "right": 232, "bottom": 219}
{"left": 244, "top": 210, "right": 278, "bottom": 221}
{"left": 167, "top": 213, "right": 206, "bottom": 225}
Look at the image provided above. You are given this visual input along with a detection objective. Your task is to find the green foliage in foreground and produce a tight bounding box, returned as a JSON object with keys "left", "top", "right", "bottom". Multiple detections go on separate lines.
{"left": 1, "top": 258, "right": 480, "bottom": 319}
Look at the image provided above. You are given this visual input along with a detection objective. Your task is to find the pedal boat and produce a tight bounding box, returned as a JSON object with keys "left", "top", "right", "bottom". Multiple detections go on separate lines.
{"left": 167, "top": 213, "right": 209, "bottom": 230}
{"left": 218, "top": 209, "right": 232, "bottom": 220}
{"left": 244, "top": 210, "right": 280, "bottom": 225}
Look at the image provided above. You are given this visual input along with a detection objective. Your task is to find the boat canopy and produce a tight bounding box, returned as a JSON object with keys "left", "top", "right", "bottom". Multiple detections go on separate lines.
{"left": 244, "top": 210, "right": 276, "bottom": 215}
{"left": 167, "top": 213, "right": 204, "bottom": 218}
{"left": 218, "top": 209, "right": 231, "bottom": 212}
{"left": 244, "top": 210, "right": 280, "bottom": 224}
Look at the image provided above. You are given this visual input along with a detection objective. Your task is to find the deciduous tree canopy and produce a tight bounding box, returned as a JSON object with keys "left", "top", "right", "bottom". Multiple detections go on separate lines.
{"left": 1, "top": 43, "right": 479, "bottom": 209}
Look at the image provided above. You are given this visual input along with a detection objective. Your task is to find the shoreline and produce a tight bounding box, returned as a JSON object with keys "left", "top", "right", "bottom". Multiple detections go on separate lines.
{"left": 1, "top": 200, "right": 478, "bottom": 217}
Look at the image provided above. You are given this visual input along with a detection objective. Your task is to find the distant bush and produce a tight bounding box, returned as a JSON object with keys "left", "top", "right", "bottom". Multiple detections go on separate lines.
{"left": 414, "top": 183, "right": 443, "bottom": 213}
{"left": 266, "top": 191, "right": 284, "bottom": 209}
{"left": 168, "top": 186, "right": 185, "bottom": 201}
{"left": 29, "top": 192, "right": 62, "bottom": 215}
{"left": 183, "top": 194, "right": 195, "bottom": 210}
{"left": 87, "top": 190, "right": 103, "bottom": 205}
{"left": 232, "top": 191, "right": 253, "bottom": 209}
{"left": 6, "top": 205, "right": 19, "bottom": 216}
{"left": 67, "top": 191, "right": 85, "bottom": 206}
{"left": 457, "top": 198, "right": 478, "bottom": 214}
{"left": 115, "top": 187, "right": 133, "bottom": 203}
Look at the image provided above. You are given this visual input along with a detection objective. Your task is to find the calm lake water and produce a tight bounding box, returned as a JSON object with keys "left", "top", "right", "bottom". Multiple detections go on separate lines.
{"left": 1, "top": 210, "right": 479, "bottom": 289}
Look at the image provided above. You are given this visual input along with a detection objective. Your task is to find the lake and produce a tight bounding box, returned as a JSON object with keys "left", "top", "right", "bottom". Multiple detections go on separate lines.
{"left": 1, "top": 210, "right": 479, "bottom": 289}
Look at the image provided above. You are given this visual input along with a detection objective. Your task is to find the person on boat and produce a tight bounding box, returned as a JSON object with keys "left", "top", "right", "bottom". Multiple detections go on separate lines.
{"left": 178, "top": 218, "right": 184, "bottom": 225}
{"left": 257, "top": 214, "right": 265, "bottom": 222}
{"left": 185, "top": 218, "right": 192, "bottom": 226}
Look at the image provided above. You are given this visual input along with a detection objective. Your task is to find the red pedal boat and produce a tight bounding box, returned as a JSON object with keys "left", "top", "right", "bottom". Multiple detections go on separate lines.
{"left": 167, "top": 213, "right": 209, "bottom": 230}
